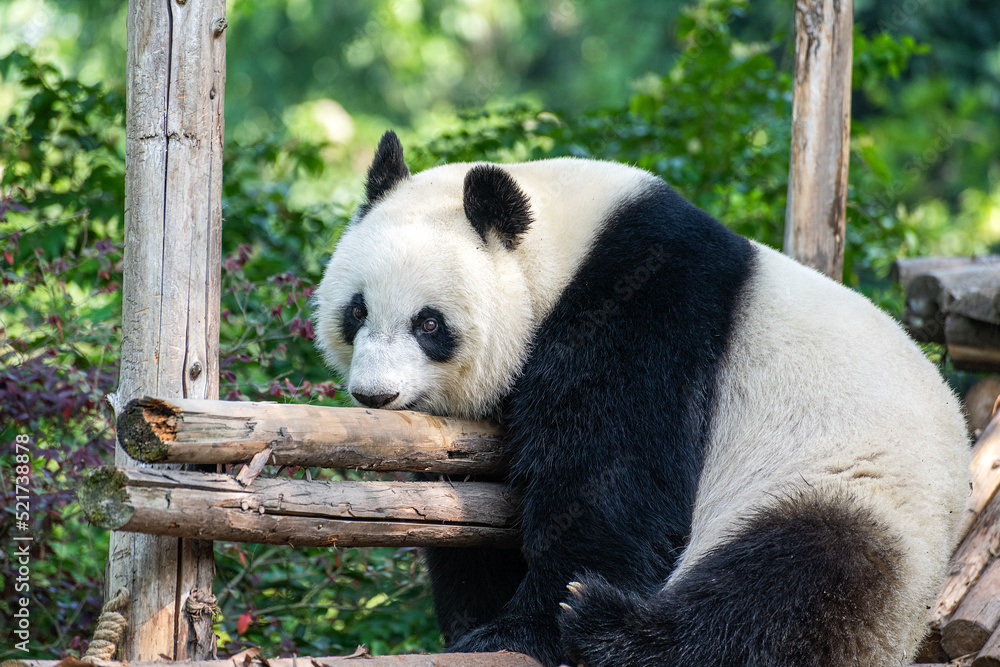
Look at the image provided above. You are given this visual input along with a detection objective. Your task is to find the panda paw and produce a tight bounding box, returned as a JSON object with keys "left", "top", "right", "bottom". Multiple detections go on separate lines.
{"left": 558, "top": 574, "right": 646, "bottom": 667}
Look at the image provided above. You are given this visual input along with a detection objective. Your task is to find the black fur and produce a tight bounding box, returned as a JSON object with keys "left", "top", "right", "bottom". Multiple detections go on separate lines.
{"left": 360, "top": 130, "right": 409, "bottom": 216}
{"left": 412, "top": 306, "right": 457, "bottom": 363}
{"left": 424, "top": 545, "right": 528, "bottom": 643}
{"left": 558, "top": 492, "right": 904, "bottom": 666}
{"left": 340, "top": 292, "right": 366, "bottom": 345}
{"left": 463, "top": 165, "right": 533, "bottom": 249}
{"left": 441, "top": 180, "right": 755, "bottom": 665}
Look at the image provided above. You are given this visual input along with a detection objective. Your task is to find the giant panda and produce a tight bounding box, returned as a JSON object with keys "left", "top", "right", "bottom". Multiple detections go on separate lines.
{"left": 313, "top": 131, "right": 970, "bottom": 667}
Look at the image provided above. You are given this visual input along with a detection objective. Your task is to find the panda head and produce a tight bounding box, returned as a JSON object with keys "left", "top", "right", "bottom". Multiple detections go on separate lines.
{"left": 313, "top": 131, "right": 538, "bottom": 419}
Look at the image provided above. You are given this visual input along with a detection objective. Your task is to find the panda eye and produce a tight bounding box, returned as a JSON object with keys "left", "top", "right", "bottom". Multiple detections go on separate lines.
{"left": 411, "top": 307, "right": 456, "bottom": 363}
{"left": 341, "top": 293, "right": 367, "bottom": 345}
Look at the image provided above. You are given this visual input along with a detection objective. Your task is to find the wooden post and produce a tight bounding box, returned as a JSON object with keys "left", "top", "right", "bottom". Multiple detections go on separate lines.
{"left": 783, "top": 0, "right": 853, "bottom": 281}
{"left": 106, "top": 0, "right": 226, "bottom": 658}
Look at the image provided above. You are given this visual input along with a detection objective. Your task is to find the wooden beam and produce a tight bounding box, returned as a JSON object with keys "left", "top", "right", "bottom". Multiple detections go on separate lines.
{"left": 974, "top": 626, "right": 1000, "bottom": 667}
{"left": 941, "top": 557, "right": 1000, "bottom": 659}
{"left": 891, "top": 255, "right": 1000, "bottom": 292}
{"left": 116, "top": 396, "right": 507, "bottom": 475}
{"left": 931, "top": 414, "right": 1000, "bottom": 630}
{"left": 946, "top": 315, "right": 1000, "bottom": 373}
{"left": 20, "top": 653, "right": 542, "bottom": 667}
{"left": 902, "top": 264, "right": 1000, "bottom": 343}
{"left": 106, "top": 0, "right": 226, "bottom": 658}
{"left": 783, "top": 0, "right": 853, "bottom": 281}
{"left": 963, "top": 410, "right": 1000, "bottom": 536}
{"left": 79, "top": 467, "right": 520, "bottom": 548}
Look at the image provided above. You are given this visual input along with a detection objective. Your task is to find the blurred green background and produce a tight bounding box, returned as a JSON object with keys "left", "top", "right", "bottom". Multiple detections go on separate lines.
{"left": 1, "top": 0, "right": 998, "bottom": 658}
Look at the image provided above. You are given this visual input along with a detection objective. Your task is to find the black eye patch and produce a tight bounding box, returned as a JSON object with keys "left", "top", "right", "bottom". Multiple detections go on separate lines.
{"left": 412, "top": 306, "right": 457, "bottom": 363}
{"left": 341, "top": 293, "right": 367, "bottom": 345}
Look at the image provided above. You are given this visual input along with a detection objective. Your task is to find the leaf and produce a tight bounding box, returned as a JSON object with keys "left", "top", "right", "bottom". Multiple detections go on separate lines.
{"left": 237, "top": 612, "right": 253, "bottom": 634}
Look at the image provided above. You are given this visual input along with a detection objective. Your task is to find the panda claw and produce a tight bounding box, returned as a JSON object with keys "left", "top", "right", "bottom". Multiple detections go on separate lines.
{"left": 566, "top": 581, "right": 586, "bottom": 599}
{"left": 559, "top": 602, "right": 576, "bottom": 616}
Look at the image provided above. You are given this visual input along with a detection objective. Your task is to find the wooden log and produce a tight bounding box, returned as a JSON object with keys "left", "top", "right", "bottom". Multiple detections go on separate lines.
{"left": 891, "top": 255, "right": 1000, "bottom": 291}
{"left": 79, "top": 467, "right": 520, "bottom": 549}
{"left": 931, "top": 468, "right": 1000, "bottom": 629}
{"left": 975, "top": 624, "right": 1000, "bottom": 667}
{"left": 914, "top": 629, "right": 949, "bottom": 664}
{"left": 18, "top": 653, "right": 543, "bottom": 667}
{"left": 108, "top": 0, "right": 227, "bottom": 658}
{"left": 954, "top": 286, "right": 1000, "bottom": 326}
{"left": 116, "top": 396, "right": 506, "bottom": 475}
{"left": 947, "top": 315, "right": 1000, "bottom": 373}
{"left": 903, "top": 265, "right": 1000, "bottom": 342}
{"left": 964, "top": 410, "right": 1000, "bottom": 537}
{"left": 966, "top": 377, "right": 1000, "bottom": 438}
{"left": 783, "top": 0, "right": 853, "bottom": 281}
{"left": 942, "top": 557, "right": 1000, "bottom": 659}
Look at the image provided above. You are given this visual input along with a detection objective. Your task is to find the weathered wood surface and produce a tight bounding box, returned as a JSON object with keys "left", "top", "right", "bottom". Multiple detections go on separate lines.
{"left": 942, "top": 557, "right": 1000, "bottom": 659}
{"left": 783, "top": 0, "right": 853, "bottom": 281}
{"left": 116, "top": 396, "right": 507, "bottom": 475}
{"left": 892, "top": 256, "right": 1000, "bottom": 291}
{"left": 966, "top": 377, "right": 1000, "bottom": 438}
{"left": 80, "top": 467, "right": 520, "bottom": 548}
{"left": 107, "top": 0, "right": 226, "bottom": 659}
{"left": 914, "top": 629, "right": 949, "bottom": 664}
{"left": 963, "top": 410, "right": 1000, "bottom": 538}
{"left": 18, "top": 653, "right": 542, "bottom": 667}
{"left": 946, "top": 315, "right": 1000, "bottom": 374}
{"left": 932, "top": 465, "right": 1000, "bottom": 628}
{"left": 975, "top": 625, "right": 1000, "bottom": 667}
{"left": 903, "top": 264, "right": 1000, "bottom": 343}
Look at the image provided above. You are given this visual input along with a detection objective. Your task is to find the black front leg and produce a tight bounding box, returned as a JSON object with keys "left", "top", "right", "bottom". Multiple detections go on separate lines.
{"left": 443, "top": 465, "right": 682, "bottom": 666}
{"left": 423, "top": 545, "right": 527, "bottom": 643}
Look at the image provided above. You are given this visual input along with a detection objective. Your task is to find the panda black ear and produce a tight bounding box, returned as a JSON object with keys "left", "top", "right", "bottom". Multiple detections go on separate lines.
{"left": 463, "top": 164, "right": 533, "bottom": 250}
{"left": 362, "top": 131, "right": 410, "bottom": 214}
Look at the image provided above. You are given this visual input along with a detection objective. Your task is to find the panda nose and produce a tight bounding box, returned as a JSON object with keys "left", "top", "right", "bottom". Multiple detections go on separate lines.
{"left": 351, "top": 391, "right": 399, "bottom": 409}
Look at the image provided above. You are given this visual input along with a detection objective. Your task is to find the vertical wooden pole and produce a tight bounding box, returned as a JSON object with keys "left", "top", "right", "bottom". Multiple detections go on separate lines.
{"left": 783, "top": 0, "right": 853, "bottom": 282}
{"left": 107, "top": 0, "right": 226, "bottom": 658}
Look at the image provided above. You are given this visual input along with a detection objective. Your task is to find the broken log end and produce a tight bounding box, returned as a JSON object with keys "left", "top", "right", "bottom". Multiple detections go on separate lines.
{"left": 79, "top": 466, "right": 135, "bottom": 529}
{"left": 116, "top": 397, "right": 179, "bottom": 462}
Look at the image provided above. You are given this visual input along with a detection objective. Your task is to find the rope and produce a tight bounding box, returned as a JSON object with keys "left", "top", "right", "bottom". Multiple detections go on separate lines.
{"left": 83, "top": 588, "right": 130, "bottom": 662}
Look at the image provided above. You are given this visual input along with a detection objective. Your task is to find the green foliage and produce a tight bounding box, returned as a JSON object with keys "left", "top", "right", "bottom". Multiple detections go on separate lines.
{"left": 223, "top": 0, "right": 693, "bottom": 131}
{"left": 214, "top": 520, "right": 439, "bottom": 655}
{"left": 0, "top": 49, "right": 435, "bottom": 660}
{"left": 0, "top": 49, "right": 123, "bottom": 658}
{"left": 853, "top": 31, "right": 929, "bottom": 94}
{"left": 217, "top": 134, "right": 347, "bottom": 403}
{"left": 415, "top": 0, "right": 794, "bottom": 252}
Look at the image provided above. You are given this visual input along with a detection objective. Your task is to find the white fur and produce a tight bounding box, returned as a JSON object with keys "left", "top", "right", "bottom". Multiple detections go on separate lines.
{"left": 314, "top": 158, "right": 651, "bottom": 417}
{"left": 672, "top": 243, "right": 969, "bottom": 664}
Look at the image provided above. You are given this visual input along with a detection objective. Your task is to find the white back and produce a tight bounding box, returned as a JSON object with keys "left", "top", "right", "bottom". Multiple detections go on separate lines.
{"left": 672, "top": 243, "right": 970, "bottom": 659}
